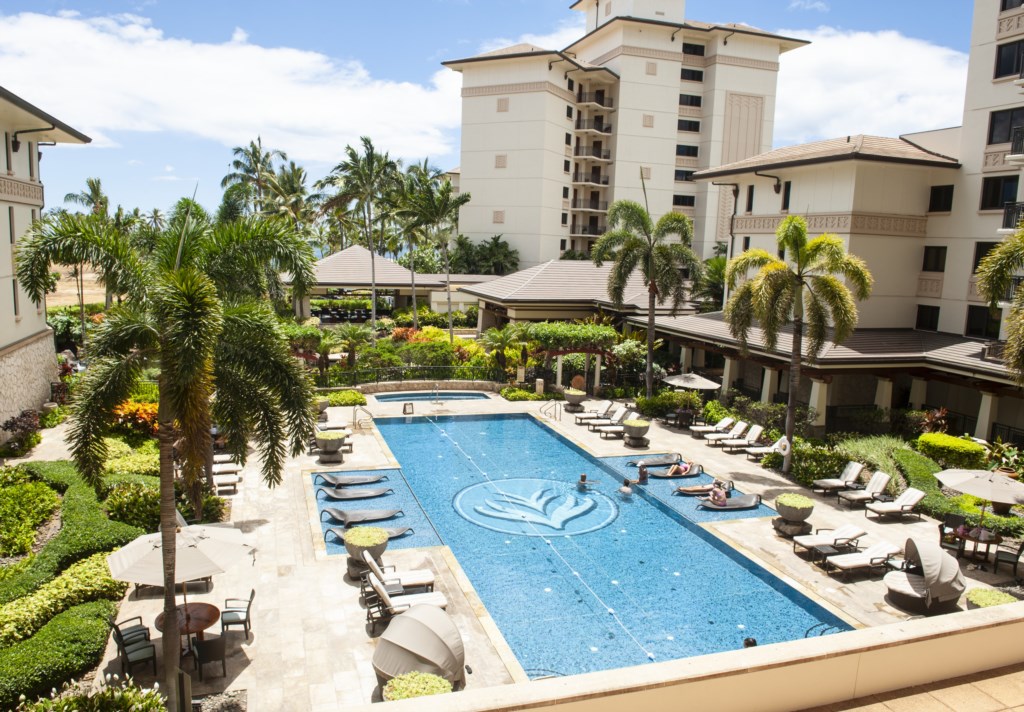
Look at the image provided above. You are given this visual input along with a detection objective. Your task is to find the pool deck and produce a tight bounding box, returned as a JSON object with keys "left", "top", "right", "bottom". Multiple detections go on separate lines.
{"left": 65, "top": 393, "right": 1019, "bottom": 710}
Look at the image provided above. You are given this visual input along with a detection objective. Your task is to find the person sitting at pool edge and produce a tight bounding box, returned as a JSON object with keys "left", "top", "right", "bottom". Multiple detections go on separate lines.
{"left": 709, "top": 482, "right": 728, "bottom": 506}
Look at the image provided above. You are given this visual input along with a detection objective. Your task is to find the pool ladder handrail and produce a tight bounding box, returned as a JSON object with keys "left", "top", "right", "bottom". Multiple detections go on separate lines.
{"left": 540, "top": 400, "right": 562, "bottom": 421}
{"left": 353, "top": 405, "right": 374, "bottom": 430}
{"left": 432, "top": 384, "right": 443, "bottom": 405}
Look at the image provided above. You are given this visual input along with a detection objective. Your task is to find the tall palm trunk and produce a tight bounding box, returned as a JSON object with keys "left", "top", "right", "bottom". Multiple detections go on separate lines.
{"left": 444, "top": 239, "right": 454, "bottom": 345}
{"left": 646, "top": 286, "right": 656, "bottom": 398}
{"left": 157, "top": 385, "right": 181, "bottom": 710}
{"left": 784, "top": 286, "right": 804, "bottom": 476}
{"left": 409, "top": 237, "right": 419, "bottom": 330}
{"left": 76, "top": 265, "right": 87, "bottom": 355}
{"left": 366, "top": 204, "right": 377, "bottom": 344}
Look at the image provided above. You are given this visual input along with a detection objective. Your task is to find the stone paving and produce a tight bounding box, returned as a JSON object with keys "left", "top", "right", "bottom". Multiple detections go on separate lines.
{"left": 15, "top": 393, "right": 1021, "bottom": 710}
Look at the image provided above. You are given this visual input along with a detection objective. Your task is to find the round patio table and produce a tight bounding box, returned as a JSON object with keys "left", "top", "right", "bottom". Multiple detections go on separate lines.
{"left": 156, "top": 602, "right": 220, "bottom": 653}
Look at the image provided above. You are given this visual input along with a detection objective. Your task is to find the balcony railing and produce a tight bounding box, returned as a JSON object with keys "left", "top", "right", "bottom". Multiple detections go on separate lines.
{"left": 573, "top": 146, "right": 611, "bottom": 160}
{"left": 577, "top": 93, "right": 614, "bottom": 108}
{"left": 574, "top": 119, "right": 612, "bottom": 134}
{"left": 570, "top": 224, "right": 607, "bottom": 236}
{"left": 1012, "top": 126, "right": 1024, "bottom": 156}
{"left": 1003, "top": 276, "right": 1024, "bottom": 302}
{"left": 570, "top": 199, "right": 609, "bottom": 211}
{"left": 571, "top": 172, "right": 610, "bottom": 185}
{"left": 1002, "top": 201, "right": 1024, "bottom": 230}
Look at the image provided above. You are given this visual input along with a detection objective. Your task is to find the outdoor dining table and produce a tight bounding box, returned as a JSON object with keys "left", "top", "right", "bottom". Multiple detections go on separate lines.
{"left": 954, "top": 528, "right": 1002, "bottom": 563}
{"left": 156, "top": 602, "right": 220, "bottom": 654}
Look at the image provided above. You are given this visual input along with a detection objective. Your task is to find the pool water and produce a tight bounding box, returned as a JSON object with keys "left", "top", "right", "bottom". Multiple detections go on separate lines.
{"left": 373, "top": 392, "right": 491, "bottom": 402}
{"left": 320, "top": 414, "right": 850, "bottom": 677}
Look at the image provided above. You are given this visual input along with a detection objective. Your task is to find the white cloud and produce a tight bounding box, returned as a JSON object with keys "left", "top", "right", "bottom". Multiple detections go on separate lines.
{"left": 164, "top": 164, "right": 174, "bottom": 172}
{"left": 479, "top": 17, "right": 586, "bottom": 53}
{"left": 773, "top": 27, "right": 968, "bottom": 146}
{"left": 788, "top": 1, "right": 829, "bottom": 11}
{"left": 230, "top": 27, "right": 247, "bottom": 43}
{"left": 126, "top": 159, "right": 143, "bottom": 166}
{"left": 0, "top": 12, "right": 462, "bottom": 163}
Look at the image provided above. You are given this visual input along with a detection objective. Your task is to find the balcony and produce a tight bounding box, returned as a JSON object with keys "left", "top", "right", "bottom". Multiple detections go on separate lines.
{"left": 573, "top": 146, "right": 612, "bottom": 161}
{"left": 1009, "top": 126, "right": 1024, "bottom": 164}
{"left": 570, "top": 199, "right": 609, "bottom": 212}
{"left": 1002, "top": 201, "right": 1024, "bottom": 232}
{"left": 570, "top": 224, "right": 607, "bottom": 236}
{"left": 574, "top": 119, "right": 612, "bottom": 134}
{"left": 576, "top": 93, "right": 615, "bottom": 110}
{"left": 571, "top": 172, "right": 610, "bottom": 186}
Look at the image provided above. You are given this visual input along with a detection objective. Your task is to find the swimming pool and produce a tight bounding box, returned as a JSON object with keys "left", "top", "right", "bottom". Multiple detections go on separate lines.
{"left": 361, "top": 413, "right": 850, "bottom": 678}
{"left": 373, "top": 392, "right": 491, "bottom": 402}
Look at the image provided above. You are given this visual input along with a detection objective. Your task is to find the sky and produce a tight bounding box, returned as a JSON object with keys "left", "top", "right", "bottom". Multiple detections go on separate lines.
{"left": 0, "top": 0, "right": 975, "bottom": 216}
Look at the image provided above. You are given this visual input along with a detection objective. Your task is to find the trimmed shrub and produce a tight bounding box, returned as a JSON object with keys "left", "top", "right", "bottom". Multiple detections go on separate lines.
{"left": 382, "top": 671, "right": 452, "bottom": 701}
{"left": 0, "top": 552, "right": 128, "bottom": 648}
{"left": 15, "top": 679, "right": 164, "bottom": 711}
{"left": 702, "top": 399, "right": 730, "bottom": 426}
{"left": 128, "top": 381, "right": 160, "bottom": 404}
{"left": 104, "top": 439, "right": 159, "bottom": 480}
{"left": 0, "top": 600, "right": 116, "bottom": 709}
{"left": 762, "top": 441, "right": 848, "bottom": 487}
{"left": 916, "top": 432, "right": 987, "bottom": 469}
{"left": 0, "top": 462, "right": 141, "bottom": 606}
{"left": 499, "top": 387, "right": 561, "bottom": 402}
{"left": 635, "top": 391, "right": 694, "bottom": 418}
{"left": 38, "top": 407, "right": 68, "bottom": 430}
{"left": 0, "top": 482, "right": 59, "bottom": 557}
{"left": 965, "top": 589, "right": 1018, "bottom": 608}
{"left": 104, "top": 482, "right": 160, "bottom": 532}
{"left": 836, "top": 435, "right": 908, "bottom": 488}
{"left": 111, "top": 401, "right": 158, "bottom": 437}
{"left": 325, "top": 389, "right": 367, "bottom": 407}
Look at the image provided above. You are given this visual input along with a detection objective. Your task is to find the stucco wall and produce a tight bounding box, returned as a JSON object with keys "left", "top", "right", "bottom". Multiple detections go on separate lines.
{"left": 0, "top": 331, "right": 56, "bottom": 443}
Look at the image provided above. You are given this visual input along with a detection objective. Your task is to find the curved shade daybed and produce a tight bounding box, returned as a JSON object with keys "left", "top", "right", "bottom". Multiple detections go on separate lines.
{"left": 883, "top": 537, "right": 965, "bottom": 610}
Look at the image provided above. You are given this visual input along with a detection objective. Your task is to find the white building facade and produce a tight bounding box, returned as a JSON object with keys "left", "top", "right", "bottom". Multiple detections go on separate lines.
{"left": 444, "top": 1, "right": 806, "bottom": 268}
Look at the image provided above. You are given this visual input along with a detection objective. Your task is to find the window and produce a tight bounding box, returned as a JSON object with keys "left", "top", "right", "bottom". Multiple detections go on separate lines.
{"left": 678, "top": 119, "right": 700, "bottom": 132}
{"left": 922, "top": 246, "right": 947, "bottom": 272}
{"left": 640, "top": 166, "right": 651, "bottom": 180}
{"left": 778, "top": 247, "right": 786, "bottom": 260}
{"left": 988, "top": 108, "right": 1024, "bottom": 144}
{"left": 567, "top": 79, "right": 574, "bottom": 91}
{"left": 3, "top": 132, "right": 9, "bottom": 172}
{"left": 8, "top": 206, "right": 13, "bottom": 244}
{"left": 674, "top": 170, "right": 695, "bottom": 182}
{"left": 996, "top": 40, "right": 1024, "bottom": 78}
{"left": 675, "top": 145, "right": 698, "bottom": 157}
{"left": 12, "top": 280, "right": 19, "bottom": 318}
{"left": 565, "top": 132, "right": 572, "bottom": 146}
{"left": 679, "top": 94, "right": 702, "bottom": 107}
{"left": 928, "top": 185, "right": 954, "bottom": 212}
{"left": 494, "top": 154, "right": 507, "bottom": 169}
{"left": 745, "top": 185, "right": 754, "bottom": 213}
{"left": 562, "top": 186, "right": 569, "bottom": 199}
{"left": 561, "top": 212, "right": 568, "bottom": 225}
{"left": 966, "top": 305, "right": 1001, "bottom": 339}
{"left": 916, "top": 305, "right": 940, "bottom": 332}
{"left": 566, "top": 105, "right": 574, "bottom": 119}
{"left": 681, "top": 68, "right": 704, "bottom": 82}
{"left": 673, "top": 195, "right": 695, "bottom": 207}
{"left": 742, "top": 236, "right": 751, "bottom": 251}
{"left": 1003, "top": 0, "right": 1024, "bottom": 11}
{"left": 560, "top": 239, "right": 567, "bottom": 250}
{"left": 981, "top": 175, "right": 1019, "bottom": 210}
{"left": 781, "top": 181, "right": 792, "bottom": 212}
{"left": 682, "top": 43, "right": 705, "bottom": 56}
{"left": 497, "top": 97, "right": 509, "bottom": 112}
{"left": 974, "top": 242, "right": 1000, "bottom": 272}
{"left": 564, "top": 159, "right": 571, "bottom": 173}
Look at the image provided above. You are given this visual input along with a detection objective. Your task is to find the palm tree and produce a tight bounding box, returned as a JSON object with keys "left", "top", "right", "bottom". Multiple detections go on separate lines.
{"left": 449, "top": 234, "right": 479, "bottom": 274}
{"left": 977, "top": 230, "right": 1024, "bottom": 383}
{"left": 318, "top": 137, "right": 400, "bottom": 342}
{"left": 592, "top": 200, "right": 701, "bottom": 398}
{"left": 724, "top": 215, "right": 873, "bottom": 474}
{"left": 64, "top": 177, "right": 109, "bottom": 217}
{"left": 16, "top": 209, "right": 316, "bottom": 709}
{"left": 145, "top": 208, "right": 166, "bottom": 231}
{"left": 477, "top": 235, "right": 520, "bottom": 275}
{"left": 265, "top": 160, "right": 322, "bottom": 232}
{"left": 220, "top": 136, "right": 287, "bottom": 214}
{"left": 334, "top": 322, "right": 374, "bottom": 369}
{"left": 479, "top": 325, "right": 518, "bottom": 373}
{"left": 314, "top": 327, "right": 342, "bottom": 381}
{"left": 692, "top": 255, "right": 727, "bottom": 313}
{"left": 394, "top": 161, "right": 443, "bottom": 328}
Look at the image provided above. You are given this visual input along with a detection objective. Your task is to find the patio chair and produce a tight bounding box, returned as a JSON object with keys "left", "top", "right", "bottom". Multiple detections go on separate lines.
{"left": 193, "top": 634, "right": 227, "bottom": 680}
{"left": 320, "top": 508, "right": 404, "bottom": 527}
{"left": 812, "top": 462, "right": 865, "bottom": 496}
{"left": 697, "top": 493, "right": 761, "bottom": 510}
{"left": 825, "top": 541, "right": 902, "bottom": 581}
{"left": 360, "top": 550, "right": 434, "bottom": 600}
{"left": 212, "top": 453, "right": 239, "bottom": 464}
{"left": 659, "top": 408, "right": 696, "bottom": 429}
{"left": 938, "top": 513, "right": 967, "bottom": 553}
{"left": 315, "top": 486, "right": 394, "bottom": 502}
{"left": 221, "top": 589, "right": 255, "bottom": 636}
{"left": 994, "top": 540, "right": 1024, "bottom": 576}
{"left": 745, "top": 436, "right": 789, "bottom": 461}
{"left": 366, "top": 573, "right": 449, "bottom": 631}
{"left": 112, "top": 615, "right": 150, "bottom": 646}
{"left": 313, "top": 473, "right": 387, "bottom": 487}
{"left": 689, "top": 417, "right": 734, "bottom": 439}
{"left": 596, "top": 412, "right": 639, "bottom": 439}
{"left": 721, "top": 424, "right": 764, "bottom": 453}
{"left": 211, "top": 462, "right": 242, "bottom": 476}
{"left": 112, "top": 625, "right": 156, "bottom": 676}
{"left": 837, "top": 471, "right": 891, "bottom": 508}
{"left": 586, "top": 407, "right": 627, "bottom": 431}
{"left": 573, "top": 401, "right": 614, "bottom": 424}
{"left": 703, "top": 421, "right": 748, "bottom": 447}
{"left": 865, "top": 488, "right": 926, "bottom": 520}
{"left": 792, "top": 524, "right": 868, "bottom": 557}
{"left": 213, "top": 473, "right": 241, "bottom": 494}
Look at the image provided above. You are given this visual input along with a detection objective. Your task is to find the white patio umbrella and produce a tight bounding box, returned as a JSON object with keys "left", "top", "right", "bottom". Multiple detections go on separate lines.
{"left": 661, "top": 373, "right": 720, "bottom": 390}
{"left": 934, "top": 468, "right": 1024, "bottom": 523}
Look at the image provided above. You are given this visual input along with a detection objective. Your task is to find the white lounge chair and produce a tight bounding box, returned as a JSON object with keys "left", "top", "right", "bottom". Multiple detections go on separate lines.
{"left": 211, "top": 462, "right": 242, "bottom": 476}
{"left": 366, "top": 572, "right": 448, "bottom": 631}
{"left": 690, "top": 417, "right": 734, "bottom": 438}
{"left": 792, "top": 524, "right": 867, "bottom": 556}
{"left": 826, "top": 541, "right": 902, "bottom": 580}
{"left": 587, "top": 407, "right": 627, "bottom": 431}
{"left": 721, "top": 424, "right": 764, "bottom": 453}
{"left": 812, "top": 462, "right": 865, "bottom": 496}
{"left": 573, "top": 401, "right": 614, "bottom": 424}
{"left": 865, "top": 488, "right": 926, "bottom": 520}
{"left": 704, "top": 421, "right": 748, "bottom": 446}
{"left": 745, "top": 436, "right": 788, "bottom": 460}
{"left": 597, "top": 412, "right": 639, "bottom": 439}
{"left": 838, "top": 471, "right": 891, "bottom": 508}
{"left": 360, "top": 550, "right": 434, "bottom": 599}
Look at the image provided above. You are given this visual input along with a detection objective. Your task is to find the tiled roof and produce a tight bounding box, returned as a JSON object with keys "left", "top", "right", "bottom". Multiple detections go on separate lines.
{"left": 312, "top": 246, "right": 445, "bottom": 289}
{"left": 417, "top": 274, "right": 501, "bottom": 285}
{"left": 476, "top": 43, "right": 551, "bottom": 58}
{"left": 695, "top": 135, "right": 959, "bottom": 180}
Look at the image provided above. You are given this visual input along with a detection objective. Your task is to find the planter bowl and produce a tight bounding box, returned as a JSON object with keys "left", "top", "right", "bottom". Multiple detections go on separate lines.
{"left": 776, "top": 501, "right": 814, "bottom": 523}
{"left": 563, "top": 390, "right": 587, "bottom": 406}
{"left": 316, "top": 435, "right": 345, "bottom": 453}
{"left": 623, "top": 423, "right": 650, "bottom": 438}
{"left": 344, "top": 538, "right": 388, "bottom": 562}
{"left": 317, "top": 398, "right": 330, "bottom": 413}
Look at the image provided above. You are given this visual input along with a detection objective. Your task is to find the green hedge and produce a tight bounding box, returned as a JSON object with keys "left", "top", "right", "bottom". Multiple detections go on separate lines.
{"left": 702, "top": 400, "right": 730, "bottom": 426}
{"left": 634, "top": 391, "right": 701, "bottom": 418}
{"left": 15, "top": 680, "right": 164, "bottom": 711}
{"left": 0, "top": 483, "right": 59, "bottom": 557}
{"left": 916, "top": 432, "right": 987, "bottom": 469}
{"left": 499, "top": 387, "right": 561, "bottom": 402}
{"left": 0, "top": 552, "right": 128, "bottom": 649}
{"left": 0, "top": 463, "right": 141, "bottom": 606}
{"left": 325, "top": 389, "right": 367, "bottom": 407}
{"left": 0, "top": 600, "right": 116, "bottom": 710}
{"left": 762, "top": 442, "right": 848, "bottom": 487}
{"left": 836, "top": 435, "right": 907, "bottom": 490}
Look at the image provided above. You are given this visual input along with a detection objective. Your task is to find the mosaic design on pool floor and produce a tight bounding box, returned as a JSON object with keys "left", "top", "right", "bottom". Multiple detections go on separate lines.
{"left": 453, "top": 478, "right": 618, "bottom": 536}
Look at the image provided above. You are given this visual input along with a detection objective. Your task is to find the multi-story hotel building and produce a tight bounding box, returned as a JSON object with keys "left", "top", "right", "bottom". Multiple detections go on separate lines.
{"left": 443, "top": 0, "right": 806, "bottom": 267}
{"left": 0, "top": 86, "right": 90, "bottom": 443}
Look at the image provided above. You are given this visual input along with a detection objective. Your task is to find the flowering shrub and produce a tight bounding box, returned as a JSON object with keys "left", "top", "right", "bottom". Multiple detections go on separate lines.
{"left": 15, "top": 677, "right": 164, "bottom": 711}
{"left": 112, "top": 401, "right": 158, "bottom": 436}
{"left": 0, "top": 411, "right": 41, "bottom": 457}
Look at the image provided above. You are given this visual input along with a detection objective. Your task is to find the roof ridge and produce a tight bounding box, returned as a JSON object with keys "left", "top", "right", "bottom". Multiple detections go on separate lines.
{"left": 506, "top": 260, "right": 555, "bottom": 298}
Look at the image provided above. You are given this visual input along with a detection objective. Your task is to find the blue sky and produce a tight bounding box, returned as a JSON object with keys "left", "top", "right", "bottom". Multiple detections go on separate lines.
{"left": 0, "top": 0, "right": 974, "bottom": 216}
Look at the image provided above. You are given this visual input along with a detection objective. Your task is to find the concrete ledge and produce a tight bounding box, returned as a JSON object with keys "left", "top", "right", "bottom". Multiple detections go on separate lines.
{"left": 348, "top": 603, "right": 1024, "bottom": 711}
{"left": 348, "top": 381, "right": 504, "bottom": 395}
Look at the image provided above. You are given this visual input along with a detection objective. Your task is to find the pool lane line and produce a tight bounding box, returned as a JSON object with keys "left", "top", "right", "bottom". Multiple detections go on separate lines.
{"left": 421, "top": 414, "right": 659, "bottom": 663}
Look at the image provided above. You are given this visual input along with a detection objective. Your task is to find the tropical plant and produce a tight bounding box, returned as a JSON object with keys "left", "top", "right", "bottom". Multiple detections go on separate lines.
{"left": 382, "top": 671, "right": 452, "bottom": 701}
{"left": 220, "top": 136, "right": 287, "bottom": 215}
{"left": 477, "top": 234, "right": 520, "bottom": 275}
{"left": 448, "top": 234, "right": 479, "bottom": 274}
{"left": 977, "top": 228, "right": 1024, "bottom": 384}
{"left": 264, "top": 160, "right": 322, "bottom": 231}
{"left": 592, "top": 199, "right": 700, "bottom": 398}
{"left": 693, "top": 255, "right": 726, "bottom": 313}
{"left": 965, "top": 588, "right": 1018, "bottom": 608}
{"left": 314, "top": 328, "right": 342, "bottom": 380}
{"left": 63, "top": 177, "right": 108, "bottom": 217}
{"left": 724, "top": 215, "right": 873, "bottom": 475}
{"left": 334, "top": 322, "right": 374, "bottom": 369}
{"left": 342, "top": 526, "right": 388, "bottom": 547}
{"left": 16, "top": 205, "right": 316, "bottom": 709}
{"left": 479, "top": 326, "right": 518, "bottom": 372}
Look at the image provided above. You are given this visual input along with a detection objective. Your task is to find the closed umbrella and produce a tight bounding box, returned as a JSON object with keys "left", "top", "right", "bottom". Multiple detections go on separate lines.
{"left": 661, "top": 373, "right": 720, "bottom": 390}
{"left": 934, "top": 468, "right": 1024, "bottom": 523}
{"left": 372, "top": 604, "right": 465, "bottom": 687}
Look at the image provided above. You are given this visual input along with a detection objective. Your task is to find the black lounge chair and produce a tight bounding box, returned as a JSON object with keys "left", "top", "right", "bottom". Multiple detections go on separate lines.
{"left": 320, "top": 508, "right": 404, "bottom": 526}
{"left": 647, "top": 463, "right": 703, "bottom": 479}
{"left": 627, "top": 453, "right": 682, "bottom": 467}
{"left": 324, "top": 525, "right": 415, "bottom": 543}
{"left": 674, "top": 480, "right": 734, "bottom": 496}
{"left": 313, "top": 473, "right": 387, "bottom": 487}
{"left": 316, "top": 487, "right": 394, "bottom": 501}
{"left": 698, "top": 493, "right": 762, "bottom": 510}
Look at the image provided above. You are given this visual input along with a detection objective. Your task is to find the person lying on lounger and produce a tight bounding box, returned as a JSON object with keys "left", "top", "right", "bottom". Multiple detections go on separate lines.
{"left": 709, "top": 482, "right": 728, "bottom": 506}
{"left": 642, "top": 461, "right": 700, "bottom": 478}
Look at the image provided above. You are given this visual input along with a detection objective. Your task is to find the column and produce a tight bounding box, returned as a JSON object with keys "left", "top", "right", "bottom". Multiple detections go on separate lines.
{"left": 760, "top": 367, "right": 779, "bottom": 404}
{"left": 909, "top": 377, "right": 927, "bottom": 410}
{"left": 594, "top": 354, "right": 602, "bottom": 394}
{"left": 809, "top": 378, "right": 829, "bottom": 427}
{"left": 874, "top": 377, "right": 893, "bottom": 411}
{"left": 976, "top": 392, "right": 998, "bottom": 441}
{"left": 693, "top": 348, "right": 706, "bottom": 369}
{"left": 681, "top": 346, "right": 693, "bottom": 372}
{"left": 556, "top": 355, "right": 564, "bottom": 388}
{"left": 720, "top": 357, "right": 739, "bottom": 399}
{"left": 294, "top": 295, "right": 310, "bottom": 320}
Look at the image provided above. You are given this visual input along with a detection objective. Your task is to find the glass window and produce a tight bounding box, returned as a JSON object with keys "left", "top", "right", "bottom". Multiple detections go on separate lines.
{"left": 1003, "top": 0, "right": 1024, "bottom": 11}
{"left": 988, "top": 108, "right": 1024, "bottom": 144}
{"left": 742, "top": 236, "right": 751, "bottom": 251}
{"left": 675, "top": 145, "right": 698, "bottom": 157}
{"left": 916, "top": 305, "right": 940, "bottom": 331}
{"left": 677, "top": 119, "right": 700, "bottom": 132}
{"left": 680, "top": 68, "right": 704, "bottom": 82}
{"left": 561, "top": 212, "right": 568, "bottom": 225}
{"left": 928, "top": 185, "right": 954, "bottom": 212}
{"left": 981, "top": 175, "right": 1019, "bottom": 210}
{"left": 922, "top": 246, "right": 947, "bottom": 272}
{"left": 562, "top": 186, "right": 569, "bottom": 199}
{"left": 565, "top": 132, "right": 572, "bottom": 146}
{"left": 674, "top": 170, "right": 695, "bottom": 182}
{"left": 996, "top": 40, "right": 1024, "bottom": 78}
{"left": 682, "top": 43, "right": 705, "bottom": 56}
{"left": 974, "top": 242, "right": 1000, "bottom": 272}
{"left": 781, "top": 181, "right": 792, "bottom": 212}
{"left": 566, "top": 105, "right": 574, "bottom": 119}
{"left": 563, "top": 159, "right": 571, "bottom": 173}
{"left": 673, "top": 195, "right": 695, "bottom": 207}
{"left": 746, "top": 185, "right": 754, "bottom": 213}
{"left": 12, "top": 280, "right": 19, "bottom": 317}
{"left": 567, "top": 79, "right": 574, "bottom": 91}
{"left": 679, "top": 94, "right": 702, "bottom": 107}
{"left": 965, "top": 305, "right": 1001, "bottom": 339}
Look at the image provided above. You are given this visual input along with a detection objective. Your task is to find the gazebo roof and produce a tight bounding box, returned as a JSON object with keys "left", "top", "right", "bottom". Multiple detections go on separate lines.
{"left": 311, "top": 246, "right": 445, "bottom": 289}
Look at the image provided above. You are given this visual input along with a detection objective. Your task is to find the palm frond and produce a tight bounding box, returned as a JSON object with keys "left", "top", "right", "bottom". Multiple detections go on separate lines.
{"left": 775, "top": 215, "right": 809, "bottom": 265}
{"left": 725, "top": 248, "right": 776, "bottom": 289}
{"left": 809, "top": 274, "right": 859, "bottom": 344}
{"left": 723, "top": 282, "right": 756, "bottom": 353}
{"left": 804, "top": 291, "right": 831, "bottom": 359}
{"left": 606, "top": 200, "right": 653, "bottom": 239}
{"left": 88, "top": 305, "right": 160, "bottom": 358}
{"left": 977, "top": 232, "right": 1024, "bottom": 307}
{"left": 652, "top": 212, "right": 694, "bottom": 245}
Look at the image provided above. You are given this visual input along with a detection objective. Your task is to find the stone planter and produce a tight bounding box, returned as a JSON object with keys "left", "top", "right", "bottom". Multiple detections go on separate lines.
{"left": 775, "top": 501, "right": 814, "bottom": 523}
{"left": 563, "top": 389, "right": 587, "bottom": 412}
{"left": 342, "top": 526, "right": 389, "bottom": 579}
{"left": 316, "top": 432, "right": 349, "bottom": 464}
{"left": 623, "top": 421, "right": 650, "bottom": 449}
{"left": 317, "top": 398, "right": 330, "bottom": 413}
